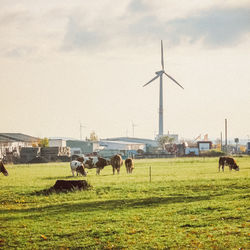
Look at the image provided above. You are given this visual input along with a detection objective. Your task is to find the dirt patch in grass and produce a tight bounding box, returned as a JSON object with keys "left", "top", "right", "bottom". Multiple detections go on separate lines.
{"left": 34, "top": 180, "right": 92, "bottom": 195}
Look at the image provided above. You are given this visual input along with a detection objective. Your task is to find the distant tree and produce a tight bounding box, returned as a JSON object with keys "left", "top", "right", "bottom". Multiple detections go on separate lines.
{"left": 215, "top": 138, "right": 221, "bottom": 145}
{"left": 89, "top": 131, "right": 98, "bottom": 141}
{"left": 157, "top": 136, "right": 174, "bottom": 150}
{"left": 38, "top": 137, "right": 49, "bottom": 147}
{"left": 215, "top": 138, "right": 222, "bottom": 150}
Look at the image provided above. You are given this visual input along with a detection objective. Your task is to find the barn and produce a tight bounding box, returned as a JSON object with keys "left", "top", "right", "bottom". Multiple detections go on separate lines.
{"left": 0, "top": 133, "right": 39, "bottom": 161}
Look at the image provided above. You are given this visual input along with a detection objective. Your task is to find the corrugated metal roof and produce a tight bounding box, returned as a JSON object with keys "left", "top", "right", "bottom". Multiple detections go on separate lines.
{"left": 0, "top": 133, "right": 39, "bottom": 142}
{"left": 0, "top": 135, "right": 16, "bottom": 143}
{"left": 104, "top": 137, "right": 158, "bottom": 146}
{"left": 100, "top": 140, "right": 145, "bottom": 145}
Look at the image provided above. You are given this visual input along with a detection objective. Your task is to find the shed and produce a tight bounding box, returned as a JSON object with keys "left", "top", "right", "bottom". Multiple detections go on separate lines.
{"left": 197, "top": 141, "right": 212, "bottom": 151}
{"left": 185, "top": 147, "right": 199, "bottom": 156}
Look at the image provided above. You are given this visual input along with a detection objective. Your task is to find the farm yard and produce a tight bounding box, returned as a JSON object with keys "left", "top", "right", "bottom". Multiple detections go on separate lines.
{"left": 0, "top": 157, "right": 249, "bottom": 249}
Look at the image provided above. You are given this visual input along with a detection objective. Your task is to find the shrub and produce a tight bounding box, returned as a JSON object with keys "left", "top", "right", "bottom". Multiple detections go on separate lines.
{"left": 199, "top": 149, "right": 225, "bottom": 157}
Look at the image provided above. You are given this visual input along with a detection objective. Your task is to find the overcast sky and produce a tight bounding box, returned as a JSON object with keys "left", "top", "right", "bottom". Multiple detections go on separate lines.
{"left": 0, "top": 0, "right": 250, "bottom": 141}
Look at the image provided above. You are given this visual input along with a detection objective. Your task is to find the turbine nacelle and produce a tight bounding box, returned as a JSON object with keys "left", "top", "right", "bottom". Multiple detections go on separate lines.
{"left": 155, "top": 70, "right": 164, "bottom": 75}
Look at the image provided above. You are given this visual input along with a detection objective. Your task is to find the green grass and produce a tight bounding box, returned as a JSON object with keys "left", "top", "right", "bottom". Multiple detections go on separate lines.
{"left": 0, "top": 157, "right": 249, "bottom": 249}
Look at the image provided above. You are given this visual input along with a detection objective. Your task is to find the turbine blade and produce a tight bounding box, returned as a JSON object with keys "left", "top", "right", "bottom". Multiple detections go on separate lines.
{"left": 143, "top": 75, "right": 160, "bottom": 87}
{"left": 164, "top": 72, "right": 184, "bottom": 89}
{"left": 161, "top": 40, "right": 164, "bottom": 70}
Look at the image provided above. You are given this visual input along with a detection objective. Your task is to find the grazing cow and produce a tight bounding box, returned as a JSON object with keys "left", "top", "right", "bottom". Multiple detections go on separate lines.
{"left": 70, "top": 160, "right": 87, "bottom": 176}
{"left": 110, "top": 154, "right": 123, "bottom": 175}
{"left": 77, "top": 156, "right": 97, "bottom": 168}
{"left": 77, "top": 156, "right": 109, "bottom": 175}
{"left": 219, "top": 157, "right": 239, "bottom": 172}
{"left": 0, "top": 161, "right": 8, "bottom": 176}
{"left": 125, "top": 158, "right": 134, "bottom": 174}
{"left": 95, "top": 157, "right": 110, "bottom": 175}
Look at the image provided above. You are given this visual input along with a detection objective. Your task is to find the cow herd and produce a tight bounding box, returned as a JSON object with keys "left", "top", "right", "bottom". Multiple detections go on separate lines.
{"left": 70, "top": 154, "right": 135, "bottom": 176}
{"left": 0, "top": 156, "right": 241, "bottom": 177}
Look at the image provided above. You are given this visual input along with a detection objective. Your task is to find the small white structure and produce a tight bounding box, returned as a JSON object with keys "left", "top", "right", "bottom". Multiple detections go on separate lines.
{"left": 100, "top": 140, "right": 146, "bottom": 151}
{"left": 49, "top": 139, "right": 66, "bottom": 147}
{"left": 197, "top": 141, "right": 212, "bottom": 151}
{"left": 185, "top": 147, "right": 199, "bottom": 156}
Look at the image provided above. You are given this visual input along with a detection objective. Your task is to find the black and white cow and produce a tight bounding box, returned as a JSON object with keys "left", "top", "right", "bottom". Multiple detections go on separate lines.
{"left": 70, "top": 160, "right": 87, "bottom": 177}
{"left": 77, "top": 156, "right": 110, "bottom": 175}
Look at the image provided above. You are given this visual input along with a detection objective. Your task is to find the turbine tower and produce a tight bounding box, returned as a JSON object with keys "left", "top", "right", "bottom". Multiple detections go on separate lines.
{"left": 143, "top": 40, "right": 184, "bottom": 137}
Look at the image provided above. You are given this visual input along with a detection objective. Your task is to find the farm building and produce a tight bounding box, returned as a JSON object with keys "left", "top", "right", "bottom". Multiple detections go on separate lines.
{"left": 104, "top": 137, "right": 157, "bottom": 153}
{"left": 98, "top": 149, "right": 122, "bottom": 158}
{"left": 105, "top": 137, "right": 157, "bottom": 146}
{"left": 185, "top": 147, "right": 199, "bottom": 156}
{"left": 99, "top": 140, "right": 146, "bottom": 151}
{"left": 66, "top": 140, "right": 100, "bottom": 155}
{"left": 0, "top": 133, "right": 39, "bottom": 161}
{"left": 49, "top": 139, "right": 66, "bottom": 147}
{"left": 197, "top": 141, "right": 212, "bottom": 151}
{"left": 103, "top": 137, "right": 187, "bottom": 157}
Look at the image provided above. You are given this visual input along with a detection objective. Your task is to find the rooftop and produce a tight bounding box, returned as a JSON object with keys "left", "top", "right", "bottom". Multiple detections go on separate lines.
{"left": 0, "top": 133, "right": 39, "bottom": 142}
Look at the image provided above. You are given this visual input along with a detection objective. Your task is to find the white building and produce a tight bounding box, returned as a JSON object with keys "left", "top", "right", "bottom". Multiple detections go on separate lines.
{"left": 49, "top": 139, "right": 66, "bottom": 147}
{"left": 0, "top": 133, "right": 39, "bottom": 159}
{"left": 100, "top": 140, "right": 146, "bottom": 151}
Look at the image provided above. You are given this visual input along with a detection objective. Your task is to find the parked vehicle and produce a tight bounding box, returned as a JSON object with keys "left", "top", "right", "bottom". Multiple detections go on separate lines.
{"left": 247, "top": 142, "right": 250, "bottom": 154}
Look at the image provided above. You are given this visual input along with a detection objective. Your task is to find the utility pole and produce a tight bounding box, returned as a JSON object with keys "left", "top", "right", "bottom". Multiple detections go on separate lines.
{"left": 79, "top": 122, "right": 86, "bottom": 141}
{"left": 225, "top": 118, "right": 228, "bottom": 153}
{"left": 220, "top": 132, "right": 223, "bottom": 151}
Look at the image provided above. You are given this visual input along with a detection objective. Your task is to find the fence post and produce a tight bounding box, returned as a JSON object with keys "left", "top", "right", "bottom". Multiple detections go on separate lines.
{"left": 149, "top": 166, "right": 151, "bottom": 183}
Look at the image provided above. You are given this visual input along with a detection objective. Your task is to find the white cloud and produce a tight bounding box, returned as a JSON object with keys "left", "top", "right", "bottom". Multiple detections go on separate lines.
{"left": 165, "top": 7, "right": 250, "bottom": 47}
{"left": 61, "top": 4, "right": 250, "bottom": 53}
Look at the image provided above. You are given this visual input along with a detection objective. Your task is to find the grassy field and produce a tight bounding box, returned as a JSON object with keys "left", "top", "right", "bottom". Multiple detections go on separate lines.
{"left": 0, "top": 157, "right": 249, "bottom": 249}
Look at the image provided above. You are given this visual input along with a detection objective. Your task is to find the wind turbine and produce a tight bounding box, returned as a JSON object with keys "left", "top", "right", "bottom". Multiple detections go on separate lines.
{"left": 143, "top": 40, "right": 184, "bottom": 137}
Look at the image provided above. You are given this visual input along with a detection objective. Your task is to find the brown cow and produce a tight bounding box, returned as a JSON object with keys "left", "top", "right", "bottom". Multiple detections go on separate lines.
{"left": 110, "top": 154, "right": 123, "bottom": 175}
{"left": 219, "top": 157, "right": 239, "bottom": 172}
{"left": 0, "top": 161, "right": 8, "bottom": 176}
{"left": 95, "top": 157, "right": 110, "bottom": 175}
{"left": 125, "top": 158, "right": 134, "bottom": 174}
